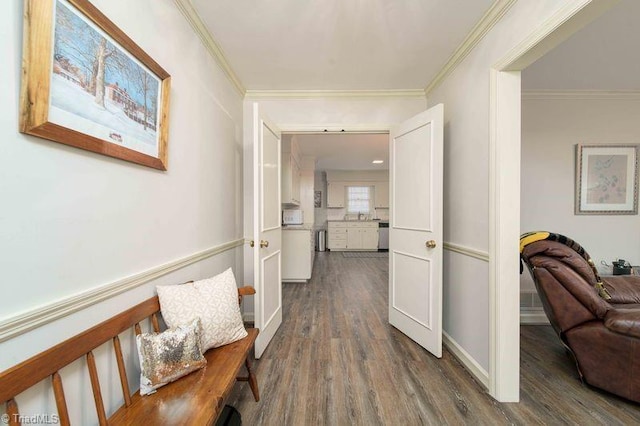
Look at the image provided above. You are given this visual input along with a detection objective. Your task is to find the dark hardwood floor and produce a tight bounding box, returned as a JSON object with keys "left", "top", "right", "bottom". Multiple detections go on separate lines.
{"left": 228, "top": 251, "right": 640, "bottom": 425}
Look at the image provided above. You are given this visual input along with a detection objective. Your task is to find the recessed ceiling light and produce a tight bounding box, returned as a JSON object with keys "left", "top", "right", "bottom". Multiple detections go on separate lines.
{"left": 372, "top": 160, "right": 384, "bottom": 164}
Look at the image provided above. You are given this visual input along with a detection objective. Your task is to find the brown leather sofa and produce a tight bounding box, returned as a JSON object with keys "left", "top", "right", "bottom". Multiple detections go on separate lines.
{"left": 520, "top": 232, "right": 640, "bottom": 403}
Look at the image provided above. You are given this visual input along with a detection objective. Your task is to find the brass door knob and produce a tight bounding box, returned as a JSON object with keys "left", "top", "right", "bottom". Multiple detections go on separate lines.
{"left": 260, "top": 240, "right": 269, "bottom": 248}
{"left": 249, "top": 240, "right": 255, "bottom": 247}
{"left": 426, "top": 240, "right": 437, "bottom": 249}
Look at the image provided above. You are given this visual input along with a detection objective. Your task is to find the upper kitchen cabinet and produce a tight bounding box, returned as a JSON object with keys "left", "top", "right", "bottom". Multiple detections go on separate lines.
{"left": 327, "top": 181, "right": 345, "bottom": 208}
{"left": 374, "top": 182, "right": 389, "bottom": 208}
{"left": 282, "top": 137, "right": 301, "bottom": 206}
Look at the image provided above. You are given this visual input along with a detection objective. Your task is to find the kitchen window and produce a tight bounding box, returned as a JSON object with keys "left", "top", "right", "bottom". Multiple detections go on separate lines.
{"left": 346, "top": 186, "right": 372, "bottom": 214}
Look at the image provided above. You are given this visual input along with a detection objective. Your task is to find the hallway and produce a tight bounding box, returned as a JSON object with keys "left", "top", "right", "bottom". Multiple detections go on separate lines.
{"left": 228, "top": 252, "right": 640, "bottom": 425}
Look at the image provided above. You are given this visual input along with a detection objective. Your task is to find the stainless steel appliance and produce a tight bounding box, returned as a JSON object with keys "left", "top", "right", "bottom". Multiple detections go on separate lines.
{"left": 282, "top": 209, "right": 304, "bottom": 225}
{"left": 317, "top": 230, "right": 326, "bottom": 251}
{"left": 378, "top": 221, "right": 389, "bottom": 250}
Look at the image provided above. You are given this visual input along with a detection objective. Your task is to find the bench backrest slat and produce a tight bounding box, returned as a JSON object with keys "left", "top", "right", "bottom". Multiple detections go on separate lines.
{"left": 151, "top": 313, "right": 161, "bottom": 333}
{"left": 86, "top": 351, "right": 108, "bottom": 426}
{"left": 52, "top": 372, "right": 70, "bottom": 426}
{"left": 112, "top": 336, "right": 132, "bottom": 407}
{"left": 0, "top": 296, "right": 161, "bottom": 404}
{"left": 6, "top": 399, "right": 19, "bottom": 426}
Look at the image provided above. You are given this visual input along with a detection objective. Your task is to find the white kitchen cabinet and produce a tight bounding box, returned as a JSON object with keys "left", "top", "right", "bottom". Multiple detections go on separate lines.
{"left": 328, "top": 221, "right": 378, "bottom": 251}
{"left": 282, "top": 153, "right": 301, "bottom": 206}
{"left": 361, "top": 227, "right": 379, "bottom": 248}
{"left": 346, "top": 227, "right": 360, "bottom": 248}
{"left": 327, "top": 182, "right": 345, "bottom": 208}
{"left": 327, "top": 222, "right": 347, "bottom": 250}
{"left": 282, "top": 229, "right": 314, "bottom": 282}
{"left": 374, "top": 182, "right": 389, "bottom": 208}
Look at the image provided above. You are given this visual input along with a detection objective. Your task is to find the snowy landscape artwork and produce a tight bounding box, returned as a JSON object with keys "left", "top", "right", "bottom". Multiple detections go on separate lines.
{"left": 49, "top": 0, "right": 161, "bottom": 157}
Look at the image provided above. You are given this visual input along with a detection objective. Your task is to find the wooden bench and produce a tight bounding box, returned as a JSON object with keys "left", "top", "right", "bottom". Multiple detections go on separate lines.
{"left": 0, "top": 286, "right": 259, "bottom": 425}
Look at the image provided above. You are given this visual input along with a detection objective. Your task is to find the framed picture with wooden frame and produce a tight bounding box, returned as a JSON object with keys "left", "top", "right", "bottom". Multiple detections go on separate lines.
{"left": 575, "top": 144, "right": 639, "bottom": 215}
{"left": 20, "top": 0, "right": 171, "bottom": 170}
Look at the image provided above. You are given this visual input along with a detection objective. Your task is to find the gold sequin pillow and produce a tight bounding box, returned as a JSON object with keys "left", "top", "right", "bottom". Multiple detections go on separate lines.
{"left": 136, "top": 318, "right": 206, "bottom": 396}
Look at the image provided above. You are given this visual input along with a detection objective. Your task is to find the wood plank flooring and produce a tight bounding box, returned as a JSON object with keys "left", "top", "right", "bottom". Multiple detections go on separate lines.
{"left": 228, "top": 252, "right": 640, "bottom": 425}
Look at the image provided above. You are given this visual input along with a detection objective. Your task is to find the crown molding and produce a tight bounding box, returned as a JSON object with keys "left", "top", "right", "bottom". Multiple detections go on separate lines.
{"left": 424, "top": 0, "right": 517, "bottom": 96}
{"left": 245, "top": 89, "right": 427, "bottom": 100}
{"left": 494, "top": 0, "right": 620, "bottom": 72}
{"left": 0, "top": 238, "right": 244, "bottom": 343}
{"left": 522, "top": 90, "right": 640, "bottom": 100}
{"left": 174, "top": 0, "right": 246, "bottom": 96}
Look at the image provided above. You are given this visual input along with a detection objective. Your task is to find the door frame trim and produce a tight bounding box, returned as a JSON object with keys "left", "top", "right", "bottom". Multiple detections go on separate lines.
{"left": 488, "top": 0, "right": 620, "bottom": 401}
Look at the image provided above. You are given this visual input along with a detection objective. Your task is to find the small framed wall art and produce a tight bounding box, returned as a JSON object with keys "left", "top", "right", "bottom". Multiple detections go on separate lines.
{"left": 20, "top": 0, "right": 171, "bottom": 170}
{"left": 575, "top": 144, "right": 639, "bottom": 215}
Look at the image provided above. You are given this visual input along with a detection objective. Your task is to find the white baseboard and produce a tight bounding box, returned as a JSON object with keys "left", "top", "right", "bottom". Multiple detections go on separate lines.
{"left": 520, "top": 311, "right": 550, "bottom": 325}
{"left": 443, "top": 331, "right": 489, "bottom": 390}
{"left": 243, "top": 312, "right": 255, "bottom": 323}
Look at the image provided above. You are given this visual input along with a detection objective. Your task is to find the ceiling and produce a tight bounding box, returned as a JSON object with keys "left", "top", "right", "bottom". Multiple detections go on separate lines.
{"left": 292, "top": 133, "right": 389, "bottom": 171}
{"left": 190, "top": 0, "right": 495, "bottom": 90}
{"left": 523, "top": 0, "right": 640, "bottom": 91}
{"left": 186, "top": 1, "right": 637, "bottom": 170}
{"left": 295, "top": 1, "right": 639, "bottom": 171}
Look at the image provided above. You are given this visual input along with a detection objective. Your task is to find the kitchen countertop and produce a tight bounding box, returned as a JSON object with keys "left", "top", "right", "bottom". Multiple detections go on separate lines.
{"left": 327, "top": 220, "right": 383, "bottom": 223}
{"left": 282, "top": 225, "right": 313, "bottom": 230}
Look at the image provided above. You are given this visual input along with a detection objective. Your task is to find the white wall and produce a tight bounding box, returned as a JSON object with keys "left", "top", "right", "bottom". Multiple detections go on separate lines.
{"left": 521, "top": 95, "right": 640, "bottom": 290}
{"left": 426, "top": 0, "right": 574, "bottom": 372}
{"left": 0, "top": 0, "right": 244, "bottom": 421}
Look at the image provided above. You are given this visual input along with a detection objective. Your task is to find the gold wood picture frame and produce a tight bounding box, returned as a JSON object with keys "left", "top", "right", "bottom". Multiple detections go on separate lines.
{"left": 20, "top": 0, "right": 171, "bottom": 170}
{"left": 575, "top": 144, "right": 639, "bottom": 215}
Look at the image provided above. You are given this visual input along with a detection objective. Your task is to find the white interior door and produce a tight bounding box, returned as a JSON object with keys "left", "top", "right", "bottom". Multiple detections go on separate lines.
{"left": 250, "top": 103, "right": 282, "bottom": 358}
{"left": 389, "top": 104, "right": 444, "bottom": 357}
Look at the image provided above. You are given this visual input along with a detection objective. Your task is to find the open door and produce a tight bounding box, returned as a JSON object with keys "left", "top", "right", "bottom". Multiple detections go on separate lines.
{"left": 248, "top": 103, "right": 283, "bottom": 358}
{"left": 389, "top": 104, "right": 444, "bottom": 357}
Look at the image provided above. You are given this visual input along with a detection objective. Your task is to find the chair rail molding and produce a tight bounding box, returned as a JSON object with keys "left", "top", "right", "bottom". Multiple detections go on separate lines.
{"left": 443, "top": 241, "right": 489, "bottom": 262}
{"left": 0, "top": 238, "right": 244, "bottom": 343}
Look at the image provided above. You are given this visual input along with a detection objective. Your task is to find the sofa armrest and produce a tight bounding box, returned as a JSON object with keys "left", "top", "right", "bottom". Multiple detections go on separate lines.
{"left": 602, "top": 276, "right": 640, "bottom": 304}
{"left": 604, "top": 309, "right": 640, "bottom": 338}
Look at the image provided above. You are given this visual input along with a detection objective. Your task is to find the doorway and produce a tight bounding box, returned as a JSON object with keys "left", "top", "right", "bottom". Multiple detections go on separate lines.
{"left": 278, "top": 104, "right": 445, "bottom": 361}
{"left": 490, "top": 0, "right": 621, "bottom": 401}
{"left": 285, "top": 132, "right": 391, "bottom": 234}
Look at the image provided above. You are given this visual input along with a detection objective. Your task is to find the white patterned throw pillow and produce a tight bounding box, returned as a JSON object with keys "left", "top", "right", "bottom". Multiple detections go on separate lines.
{"left": 156, "top": 268, "right": 247, "bottom": 351}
